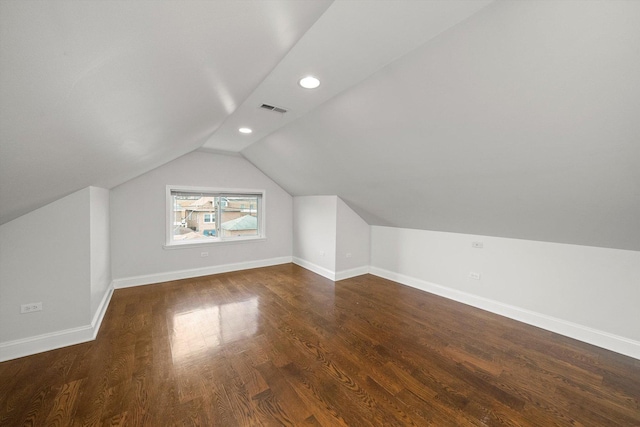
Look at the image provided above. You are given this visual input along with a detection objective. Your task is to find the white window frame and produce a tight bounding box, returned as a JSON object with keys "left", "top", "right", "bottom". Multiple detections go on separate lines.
{"left": 165, "top": 185, "right": 266, "bottom": 249}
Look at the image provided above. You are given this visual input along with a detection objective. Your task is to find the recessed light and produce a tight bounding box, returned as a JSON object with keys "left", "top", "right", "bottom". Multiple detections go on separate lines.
{"left": 238, "top": 127, "right": 252, "bottom": 134}
{"left": 299, "top": 76, "right": 320, "bottom": 89}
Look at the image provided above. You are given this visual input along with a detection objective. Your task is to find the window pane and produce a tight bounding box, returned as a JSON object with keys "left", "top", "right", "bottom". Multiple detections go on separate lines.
{"left": 220, "top": 196, "right": 259, "bottom": 238}
{"left": 172, "top": 195, "right": 218, "bottom": 241}
{"left": 167, "top": 188, "right": 263, "bottom": 245}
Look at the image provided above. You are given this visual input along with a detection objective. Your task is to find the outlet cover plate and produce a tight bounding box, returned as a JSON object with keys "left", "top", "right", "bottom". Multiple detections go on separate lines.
{"left": 21, "top": 302, "right": 43, "bottom": 313}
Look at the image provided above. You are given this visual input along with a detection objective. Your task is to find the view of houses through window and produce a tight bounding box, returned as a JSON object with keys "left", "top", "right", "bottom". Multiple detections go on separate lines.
{"left": 169, "top": 189, "right": 262, "bottom": 244}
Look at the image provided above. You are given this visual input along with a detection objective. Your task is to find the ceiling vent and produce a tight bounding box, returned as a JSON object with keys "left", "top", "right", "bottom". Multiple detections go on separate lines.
{"left": 260, "top": 103, "right": 288, "bottom": 114}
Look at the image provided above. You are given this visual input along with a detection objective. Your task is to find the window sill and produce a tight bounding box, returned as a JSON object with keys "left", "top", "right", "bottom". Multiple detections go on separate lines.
{"left": 163, "top": 237, "right": 266, "bottom": 250}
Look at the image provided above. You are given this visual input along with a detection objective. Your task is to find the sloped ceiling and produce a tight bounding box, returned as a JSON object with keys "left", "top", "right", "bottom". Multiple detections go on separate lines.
{"left": 0, "top": 0, "right": 332, "bottom": 223}
{"left": 243, "top": 0, "right": 640, "bottom": 251}
{"left": 2, "top": 1, "right": 639, "bottom": 251}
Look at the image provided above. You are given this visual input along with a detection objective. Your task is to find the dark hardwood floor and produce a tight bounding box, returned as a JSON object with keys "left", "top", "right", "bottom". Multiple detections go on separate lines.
{"left": 1, "top": 264, "right": 639, "bottom": 426}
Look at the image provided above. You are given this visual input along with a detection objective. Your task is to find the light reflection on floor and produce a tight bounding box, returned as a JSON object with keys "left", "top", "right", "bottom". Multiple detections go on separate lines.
{"left": 170, "top": 297, "right": 258, "bottom": 363}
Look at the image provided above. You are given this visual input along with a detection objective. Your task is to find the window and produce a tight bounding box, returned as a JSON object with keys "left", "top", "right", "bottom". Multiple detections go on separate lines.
{"left": 166, "top": 186, "right": 264, "bottom": 247}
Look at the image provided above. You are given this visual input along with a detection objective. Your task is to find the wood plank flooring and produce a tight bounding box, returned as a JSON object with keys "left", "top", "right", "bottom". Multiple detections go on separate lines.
{"left": 1, "top": 264, "right": 639, "bottom": 426}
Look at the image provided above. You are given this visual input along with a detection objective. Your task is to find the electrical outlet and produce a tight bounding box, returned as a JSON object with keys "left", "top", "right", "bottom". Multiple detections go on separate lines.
{"left": 201, "top": 252, "right": 209, "bottom": 257}
{"left": 468, "top": 272, "right": 481, "bottom": 280}
{"left": 472, "top": 242, "right": 483, "bottom": 248}
{"left": 21, "top": 302, "right": 43, "bottom": 313}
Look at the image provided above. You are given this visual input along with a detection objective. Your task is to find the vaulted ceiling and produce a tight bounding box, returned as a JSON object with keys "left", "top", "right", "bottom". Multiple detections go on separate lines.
{"left": 1, "top": 1, "right": 639, "bottom": 250}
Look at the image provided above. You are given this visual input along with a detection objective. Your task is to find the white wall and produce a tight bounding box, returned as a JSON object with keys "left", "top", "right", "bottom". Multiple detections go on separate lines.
{"left": 0, "top": 188, "right": 93, "bottom": 360}
{"left": 336, "top": 198, "right": 370, "bottom": 277}
{"left": 90, "top": 187, "right": 111, "bottom": 319}
{"left": 110, "top": 151, "right": 292, "bottom": 286}
{"left": 292, "top": 196, "right": 337, "bottom": 277}
{"left": 370, "top": 226, "right": 640, "bottom": 359}
{"left": 292, "top": 195, "right": 370, "bottom": 280}
{"left": 0, "top": 188, "right": 91, "bottom": 343}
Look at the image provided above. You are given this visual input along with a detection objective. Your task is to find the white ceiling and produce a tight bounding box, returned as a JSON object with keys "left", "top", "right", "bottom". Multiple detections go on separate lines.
{"left": 2, "top": 1, "right": 639, "bottom": 250}
{"left": 0, "top": 0, "right": 332, "bottom": 223}
{"left": 243, "top": 0, "right": 640, "bottom": 250}
{"left": 201, "top": 0, "right": 492, "bottom": 152}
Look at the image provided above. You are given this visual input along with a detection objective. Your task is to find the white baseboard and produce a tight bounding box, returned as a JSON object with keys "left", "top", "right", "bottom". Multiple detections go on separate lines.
{"left": 292, "top": 258, "right": 369, "bottom": 282}
{"left": 292, "top": 257, "right": 336, "bottom": 281}
{"left": 91, "top": 285, "right": 114, "bottom": 335}
{"left": 0, "top": 257, "right": 291, "bottom": 362}
{"left": 369, "top": 266, "right": 640, "bottom": 360}
{"left": 335, "top": 265, "right": 369, "bottom": 281}
{"left": 113, "top": 256, "right": 293, "bottom": 289}
{"left": 4, "top": 262, "right": 636, "bottom": 362}
{"left": 0, "top": 286, "right": 114, "bottom": 363}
